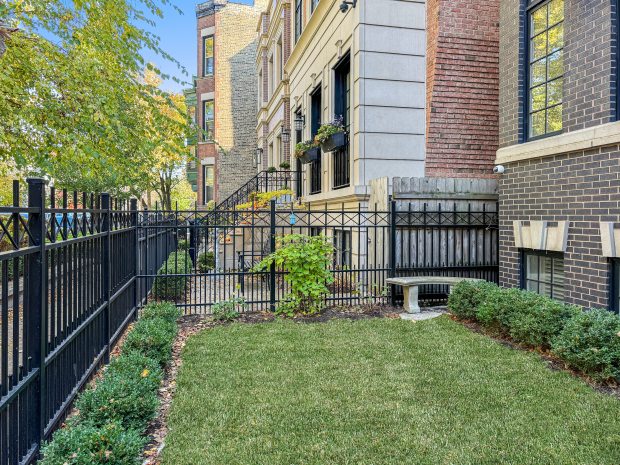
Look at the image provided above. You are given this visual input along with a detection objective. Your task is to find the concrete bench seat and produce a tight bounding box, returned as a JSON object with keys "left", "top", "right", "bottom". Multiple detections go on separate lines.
{"left": 386, "top": 277, "right": 483, "bottom": 314}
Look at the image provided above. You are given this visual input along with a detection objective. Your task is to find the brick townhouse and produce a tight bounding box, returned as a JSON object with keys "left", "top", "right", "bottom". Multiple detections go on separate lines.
{"left": 192, "top": 0, "right": 268, "bottom": 207}
{"left": 282, "top": 0, "right": 499, "bottom": 210}
{"left": 496, "top": 0, "right": 620, "bottom": 312}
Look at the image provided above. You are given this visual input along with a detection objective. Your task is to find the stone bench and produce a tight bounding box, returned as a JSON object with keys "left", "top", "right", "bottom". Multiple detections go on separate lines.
{"left": 386, "top": 277, "right": 484, "bottom": 314}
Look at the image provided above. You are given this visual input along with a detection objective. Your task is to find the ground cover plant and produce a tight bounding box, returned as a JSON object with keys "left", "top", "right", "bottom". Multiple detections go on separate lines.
{"left": 40, "top": 302, "right": 180, "bottom": 465}
{"left": 163, "top": 317, "right": 620, "bottom": 465}
{"left": 448, "top": 281, "right": 620, "bottom": 382}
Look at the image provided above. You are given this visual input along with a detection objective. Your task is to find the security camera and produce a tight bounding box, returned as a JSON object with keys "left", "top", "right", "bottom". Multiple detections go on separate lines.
{"left": 340, "top": 0, "right": 357, "bottom": 13}
{"left": 493, "top": 165, "right": 506, "bottom": 175}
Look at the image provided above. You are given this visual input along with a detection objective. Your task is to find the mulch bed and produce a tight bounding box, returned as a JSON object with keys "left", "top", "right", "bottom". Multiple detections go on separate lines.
{"left": 455, "top": 316, "right": 620, "bottom": 399}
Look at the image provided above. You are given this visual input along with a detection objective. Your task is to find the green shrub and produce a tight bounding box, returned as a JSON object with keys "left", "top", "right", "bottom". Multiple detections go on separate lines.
{"left": 141, "top": 301, "right": 181, "bottom": 323}
{"left": 40, "top": 422, "right": 144, "bottom": 465}
{"left": 253, "top": 234, "right": 334, "bottom": 316}
{"left": 106, "top": 351, "right": 163, "bottom": 391}
{"left": 198, "top": 251, "right": 216, "bottom": 273}
{"left": 212, "top": 296, "right": 246, "bottom": 322}
{"left": 507, "top": 297, "right": 581, "bottom": 349}
{"left": 177, "top": 238, "right": 189, "bottom": 251}
{"left": 152, "top": 251, "right": 193, "bottom": 300}
{"left": 448, "top": 280, "right": 499, "bottom": 320}
{"left": 75, "top": 369, "right": 159, "bottom": 432}
{"left": 123, "top": 317, "right": 177, "bottom": 366}
{"left": 552, "top": 309, "right": 620, "bottom": 381}
{"left": 474, "top": 285, "right": 510, "bottom": 327}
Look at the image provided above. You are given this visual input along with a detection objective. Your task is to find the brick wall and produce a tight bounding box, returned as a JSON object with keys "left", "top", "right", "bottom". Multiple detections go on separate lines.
{"left": 498, "top": 0, "right": 620, "bottom": 309}
{"left": 425, "top": 0, "right": 500, "bottom": 178}
{"left": 499, "top": 146, "right": 620, "bottom": 309}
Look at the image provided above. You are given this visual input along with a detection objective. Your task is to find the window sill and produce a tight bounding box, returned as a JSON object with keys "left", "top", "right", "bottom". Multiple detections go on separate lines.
{"left": 496, "top": 121, "right": 620, "bottom": 165}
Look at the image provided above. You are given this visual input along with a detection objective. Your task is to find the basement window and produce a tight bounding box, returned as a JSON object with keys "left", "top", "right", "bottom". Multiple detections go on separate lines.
{"left": 612, "top": 260, "right": 620, "bottom": 314}
{"left": 521, "top": 250, "right": 565, "bottom": 300}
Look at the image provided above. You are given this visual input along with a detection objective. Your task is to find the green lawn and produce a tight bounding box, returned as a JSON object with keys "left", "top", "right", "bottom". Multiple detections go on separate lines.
{"left": 163, "top": 317, "right": 620, "bottom": 465}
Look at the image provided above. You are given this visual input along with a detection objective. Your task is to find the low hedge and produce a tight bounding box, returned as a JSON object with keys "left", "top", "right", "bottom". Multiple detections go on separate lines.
{"left": 152, "top": 251, "right": 193, "bottom": 301}
{"left": 448, "top": 281, "right": 620, "bottom": 382}
{"left": 41, "top": 302, "right": 180, "bottom": 464}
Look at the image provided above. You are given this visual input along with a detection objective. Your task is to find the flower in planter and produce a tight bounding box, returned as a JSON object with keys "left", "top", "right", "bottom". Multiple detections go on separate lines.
{"left": 315, "top": 116, "right": 345, "bottom": 145}
{"left": 266, "top": 166, "right": 277, "bottom": 173}
{"left": 294, "top": 140, "right": 319, "bottom": 159}
{"left": 279, "top": 161, "right": 291, "bottom": 170}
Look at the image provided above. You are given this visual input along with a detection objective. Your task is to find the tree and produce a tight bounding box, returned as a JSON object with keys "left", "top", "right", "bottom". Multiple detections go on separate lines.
{"left": 141, "top": 69, "right": 192, "bottom": 211}
{"left": 0, "top": 0, "right": 187, "bottom": 197}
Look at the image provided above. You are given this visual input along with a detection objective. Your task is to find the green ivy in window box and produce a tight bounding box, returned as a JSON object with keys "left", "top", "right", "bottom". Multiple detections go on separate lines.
{"left": 279, "top": 161, "right": 291, "bottom": 170}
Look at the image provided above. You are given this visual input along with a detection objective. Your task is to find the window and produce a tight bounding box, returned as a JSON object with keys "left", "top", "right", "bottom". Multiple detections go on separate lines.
{"left": 612, "top": 260, "right": 620, "bottom": 314}
{"left": 294, "top": 108, "right": 304, "bottom": 198}
{"left": 295, "top": 0, "right": 303, "bottom": 42}
{"left": 268, "top": 54, "right": 274, "bottom": 99}
{"left": 258, "top": 69, "right": 263, "bottom": 109}
{"left": 527, "top": 0, "right": 564, "bottom": 139}
{"left": 310, "top": 86, "right": 322, "bottom": 194}
{"left": 334, "top": 230, "right": 351, "bottom": 267}
{"left": 202, "top": 165, "right": 214, "bottom": 205}
{"left": 333, "top": 53, "right": 351, "bottom": 189}
{"left": 522, "top": 250, "right": 565, "bottom": 300}
{"left": 202, "top": 100, "right": 214, "bottom": 141}
{"left": 203, "top": 36, "right": 214, "bottom": 77}
{"left": 310, "top": 227, "right": 323, "bottom": 237}
{"left": 277, "top": 37, "right": 283, "bottom": 84}
{"left": 311, "top": 0, "right": 319, "bottom": 13}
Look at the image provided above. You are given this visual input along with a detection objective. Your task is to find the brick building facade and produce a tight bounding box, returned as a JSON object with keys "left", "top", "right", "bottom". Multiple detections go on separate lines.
{"left": 496, "top": 0, "right": 620, "bottom": 312}
{"left": 426, "top": 0, "right": 500, "bottom": 178}
{"left": 194, "top": 0, "right": 268, "bottom": 207}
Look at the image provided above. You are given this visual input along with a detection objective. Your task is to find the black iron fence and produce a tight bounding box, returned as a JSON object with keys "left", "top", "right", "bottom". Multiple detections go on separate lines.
{"left": 0, "top": 180, "right": 173, "bottom": 465}
{"left": 138, "top": 200, "right": 499, "bottom": 314}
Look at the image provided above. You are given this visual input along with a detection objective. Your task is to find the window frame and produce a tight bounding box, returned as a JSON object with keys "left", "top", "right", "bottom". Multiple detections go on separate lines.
{"left": 524, "top": 0, "right": 565, "bottom": 142}
{"left": 203, "top": 35, "right": 214, "bottom": 77}
{"left": 295, "top": 0, "right": 303, "bottom": 43}
{"left": 520, "top": 249, "right": 565, "bottom": 300}
{"left": 202, "top": 99, "right": 214, "bottom": 142}
{"left": 611, "top": 259, "right": 620, "bottom": 314}
{"left": 333, "top": 229, "right": 352, "bottom": 268}
{"left": 202, "top": 164, "right": 214, "bottom": 205}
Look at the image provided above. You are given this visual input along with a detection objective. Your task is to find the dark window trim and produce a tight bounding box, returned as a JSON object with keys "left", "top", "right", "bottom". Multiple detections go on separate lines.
{"left": 295, "top": 0, "right": 303, "bottom": 43}
{"left": 610, "top": 259, "right": 620, "bottom": 314}
{"left": 520, "top": 249, "right": 565, "bottom": 299}
{"left": 522, "top": 0, "right": 564, "bottom": 142}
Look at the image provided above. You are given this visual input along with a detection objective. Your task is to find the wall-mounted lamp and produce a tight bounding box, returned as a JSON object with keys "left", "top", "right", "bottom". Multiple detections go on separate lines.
{"left": 339, "top": 0, "right": 357, "bottom": 13}
{"left": 281, "top": 128, "right": 291, "bottom": 143}
{"left": 294, "top": 114, "right": 305, "bottom": 131}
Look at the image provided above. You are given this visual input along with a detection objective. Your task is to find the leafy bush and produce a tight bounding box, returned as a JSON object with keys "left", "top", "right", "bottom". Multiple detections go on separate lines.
{"left": 123, "top": 317, "right": 177, "bottom": 366}
{"left": 40, "top": 422, "right": 145, "bottom": 465}
{"left": 198, "top": 251, "right": 216, "bottom": 273}
{"left": 41, "top": 302, "right": 180, "bottom": 464}
{"left": 552, "top": 309, "right": 620, "bottom": 381}
{"left": 140, "top": 301, "right": 181, "bottom": 323}
{"left": 75, "top": 369, "right": 159, "bottom": 431}
{"left": 508, "top": 297, "right": 581, "bottom": 349}
{"left": 279, "top": 161, "right": 291, "bottom": 170}
{"left": 212, "top": 296, "right": 246, "bottom": 322}
{"left": 152, "top": 251, "right": 193, "bottom": 300}
{"left": 448, "top": 280, "right": 499, "bottom": 320}
{"left": 254, "top": 234, "right": 334, "bottom": 316}
{"left": 266, "top": 166, "right": 277, "bottom": 173}
{"left": 177, "top": 238, "right": 189, "bottom": 251}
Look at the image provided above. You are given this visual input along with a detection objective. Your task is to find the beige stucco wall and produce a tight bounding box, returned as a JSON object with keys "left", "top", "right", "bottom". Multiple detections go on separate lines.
{"left": 286, "top": 0, "right": 427, "bottom": 209}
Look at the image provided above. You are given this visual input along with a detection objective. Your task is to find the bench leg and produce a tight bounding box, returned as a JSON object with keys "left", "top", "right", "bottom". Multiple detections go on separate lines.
{"left": 403, "top": 286, "right": 421, "bottom": 314}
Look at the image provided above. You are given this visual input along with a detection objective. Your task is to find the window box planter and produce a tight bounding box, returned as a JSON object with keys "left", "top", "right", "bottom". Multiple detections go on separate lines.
{"left": 299, "top": 147, "right": 321, "bottom": 164}
{"left": 320, "top": 131, "right": 346, "bottom": 152}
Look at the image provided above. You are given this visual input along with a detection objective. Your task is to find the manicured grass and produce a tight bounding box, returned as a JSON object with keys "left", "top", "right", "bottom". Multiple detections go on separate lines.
{"left": 163, "top": 317, "right": 620, "bottom": 465}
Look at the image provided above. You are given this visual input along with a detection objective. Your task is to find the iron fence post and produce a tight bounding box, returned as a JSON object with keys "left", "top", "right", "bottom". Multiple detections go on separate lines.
{"left": 26, "top": 178, "right": 46, "bottom": 442}
{"left": 101, "top": 193, "right": 111, "bottom": 363}
{"left": 389, "top": 198, "right": 397, "bottom": 306}
{"left": 131, "top": 198, "right": 139, "bottom": 318}
{"left": 269, "top": 199, "right": 277, "bottom": 312}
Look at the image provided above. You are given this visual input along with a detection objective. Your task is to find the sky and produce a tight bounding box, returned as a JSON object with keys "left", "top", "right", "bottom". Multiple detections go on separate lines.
{"left": 142, "top": 0, "right": 255, "bottom": 94}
